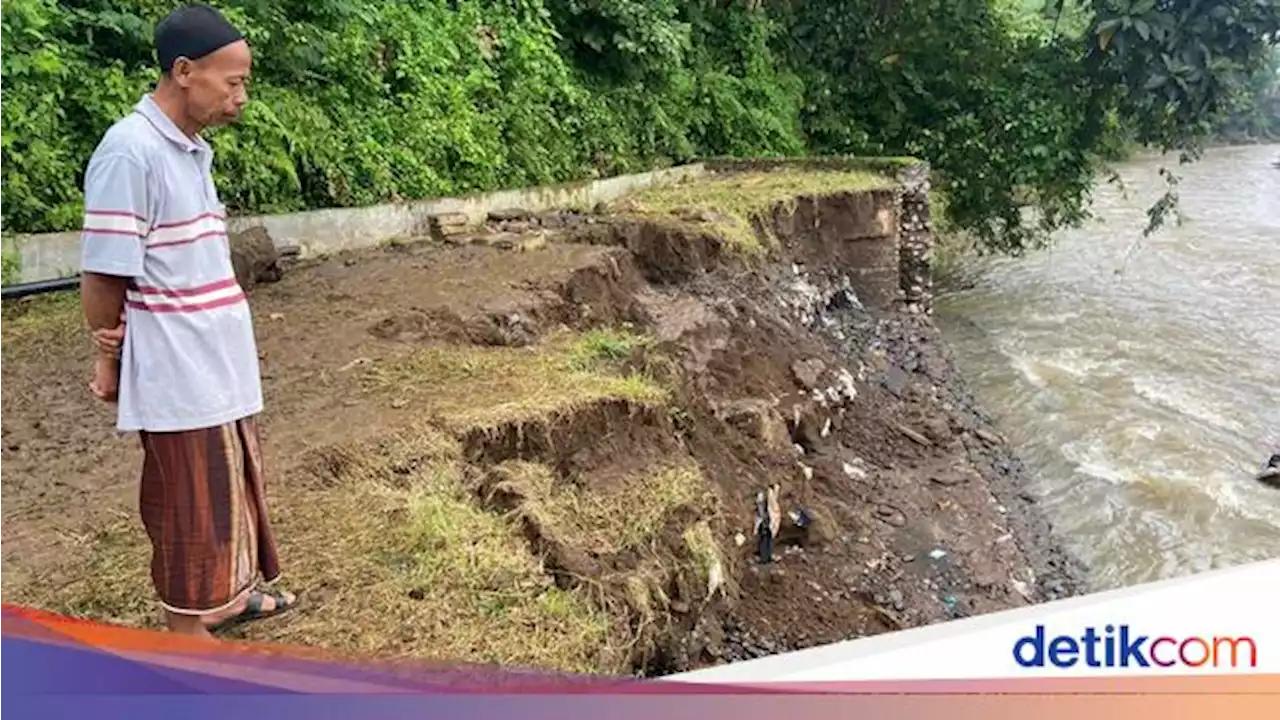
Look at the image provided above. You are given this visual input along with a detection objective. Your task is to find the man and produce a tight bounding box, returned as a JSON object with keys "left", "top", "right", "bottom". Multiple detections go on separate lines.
{"left": 82, "top": 3, "right": 295, "bottom": 639}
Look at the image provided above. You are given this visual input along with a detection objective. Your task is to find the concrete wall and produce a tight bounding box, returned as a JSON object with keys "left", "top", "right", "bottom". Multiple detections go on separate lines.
{"left": 2, "top": 163, "right": 708, "bottom": 285}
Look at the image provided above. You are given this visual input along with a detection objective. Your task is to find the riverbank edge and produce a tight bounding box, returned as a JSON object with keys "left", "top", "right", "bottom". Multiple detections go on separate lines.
{"left": 0, "top": 159, "right": 1091, "bottom": 675}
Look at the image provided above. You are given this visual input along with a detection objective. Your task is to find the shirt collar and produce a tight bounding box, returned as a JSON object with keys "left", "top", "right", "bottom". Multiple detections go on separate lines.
{"left": 135, "top": 94, "right": 209, "bottom": 155}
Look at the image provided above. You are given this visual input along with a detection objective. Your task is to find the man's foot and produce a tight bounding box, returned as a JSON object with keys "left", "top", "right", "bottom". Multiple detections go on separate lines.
{"left": 165, "top": 611, "right": 217, "bottom": 641}
{"left": 205, "top": 589, "right": 297, "bottom": 632}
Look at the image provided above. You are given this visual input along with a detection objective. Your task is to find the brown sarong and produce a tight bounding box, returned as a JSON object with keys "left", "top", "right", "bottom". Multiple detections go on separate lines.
{"left": 138, "top": 415, "right": 280, "bottom": 615}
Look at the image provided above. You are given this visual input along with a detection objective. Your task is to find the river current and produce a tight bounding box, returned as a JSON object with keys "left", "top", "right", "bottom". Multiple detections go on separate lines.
{"left": 935, "top": 144, "right": 1280, "bottom": 590}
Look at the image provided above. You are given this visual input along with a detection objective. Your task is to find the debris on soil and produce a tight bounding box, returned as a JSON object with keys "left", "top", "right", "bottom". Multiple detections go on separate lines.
{"left": 230, "top": 226, "right": 284, "bottom": 290}
{"left": 0, "top": 166, "right": 1087, "bottom": 677}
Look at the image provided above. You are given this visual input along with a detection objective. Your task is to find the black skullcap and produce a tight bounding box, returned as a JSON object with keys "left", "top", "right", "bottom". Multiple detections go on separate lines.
{"left": 154, "top": 3, "right": 244, "bottom": 72}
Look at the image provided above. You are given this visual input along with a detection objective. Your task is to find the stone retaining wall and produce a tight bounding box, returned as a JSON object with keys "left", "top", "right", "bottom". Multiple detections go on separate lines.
{"left": 894, "top": 162, "right": 935, "bottom": 315}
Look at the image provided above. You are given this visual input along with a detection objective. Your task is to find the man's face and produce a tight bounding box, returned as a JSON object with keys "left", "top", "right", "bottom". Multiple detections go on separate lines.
{"left": 173, "top": 40, "right": 252, "bottom": 127}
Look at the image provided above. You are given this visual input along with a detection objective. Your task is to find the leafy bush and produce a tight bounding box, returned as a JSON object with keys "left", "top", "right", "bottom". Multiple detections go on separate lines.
{"left": 2, "top": 0, "right": 1277, "bottom": 255}
{"left": 2, "top": 249, "right": 22, "bottom": 286}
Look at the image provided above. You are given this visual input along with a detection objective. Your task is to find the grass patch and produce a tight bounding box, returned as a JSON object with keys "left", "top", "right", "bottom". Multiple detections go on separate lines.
{"left": 486, "top": 459, "right": 723, "bottom": 648}
{"left": 8, "top": 427, "right": 619, "bottom": 673}
{"left": 1, "top": 291, "right": 83, "bottom": 354}
{"left": 489, "top": 461, "right": 714, "bottom": 556}
{"left": 563, "top": 326, "right": 652, "bottom": 368}
{"left": 620, "top": 169, "right": 896, "bottom": 253}
{"left": 363, "top": 327, "right": 667, "bottom": 431}
{"left": 254, "top": 426, "right": 618, "bottom": 672}
{"left": 2, "top": 514, "right": 156, "bottom": 630}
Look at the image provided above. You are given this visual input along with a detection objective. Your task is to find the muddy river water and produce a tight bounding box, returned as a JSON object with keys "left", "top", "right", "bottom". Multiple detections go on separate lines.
{"left": 935, "top": 144, "right": 1280, "bottom": 591}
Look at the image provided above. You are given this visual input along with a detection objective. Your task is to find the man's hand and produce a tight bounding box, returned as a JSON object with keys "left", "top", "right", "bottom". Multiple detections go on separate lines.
{"left": 92, "top": 316, "right": 126, "bottom": 358}
{"left": 81, "top": 274, "right": 128, "bottom": 405}
{"left": 92, "top": 313, "right": 127, "bottom": 356}
{"left": 88, "top": 314, "right": 125, "bottom": 403}
{"left": 89, "top": 354, "right": 120, "bottom": 403}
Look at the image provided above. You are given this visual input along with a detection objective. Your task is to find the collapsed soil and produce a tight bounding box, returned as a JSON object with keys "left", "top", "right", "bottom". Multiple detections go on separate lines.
{"left": 0, "top": 176, "right": 1087, "bottom": 676}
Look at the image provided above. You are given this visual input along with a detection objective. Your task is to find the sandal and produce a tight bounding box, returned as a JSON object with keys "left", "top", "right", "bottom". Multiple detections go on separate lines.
{"left": 207, "top": 589, "right": 297, "bottom": 632}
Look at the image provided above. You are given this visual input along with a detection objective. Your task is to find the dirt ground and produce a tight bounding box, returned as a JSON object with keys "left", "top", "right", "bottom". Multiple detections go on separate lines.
{"left": 0, "top": 170, "right": 1087, "bottom": 675}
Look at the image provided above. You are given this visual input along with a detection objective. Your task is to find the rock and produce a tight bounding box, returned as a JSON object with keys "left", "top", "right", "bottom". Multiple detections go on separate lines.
{"left": 791, "top": 410, "right": 827, "bottom": 450}
{"left": 873, "top": 504, "right": 907, "bottom": 528}
{"left": 671, "top": 600, "right": 690, "bottom": 614}
{"left": 229, "top": 226, "right": 282, "bottom": 291}
{"left": 791, "top": 358, "right": 826, "bottom": 390}
{"left": 835, "top": 367, "right": 858, "bottom": 402}
{"left": 488, "top": 207, "right": 530, "bottom": 222}
{"left": 428, "top": 213, "right": 472, "bottom": 240}
{"left": 804, "top": 507, "right": 838, "bottom": 547}
{"left": 895, "top": 423, "right": 932, "bottom": 447}
{"left": 480, "top": 233, "right": 522, "bottom": 250}
{"left": 1011, "top": 579, "right": 1034, "bottom": 601}
{"left": 883, "top": 364, "right": 909, "bottom": 396}
{"left": 719, "top": 399, "right": 791, "bottom": 453}
{"left": 929, "top": 472, "right": 968, "bottom": 487}
{"left": 975, "top": 428, "right": 1001, "bottom": 446}
{"left": 500, "top": 220, "right": 534, "bottom": 234}
{"left": 519, "top": 233, "right": 548, "bottom": 253}
{"left": 436, "top": 226, "right": 473, "bottom": 240}
{"left": 922, "top": 416, "right": 952, "bottom": 443}
{"left": 431, "top": 211, "right": 470, "bottom": 227}
{"left": 843, "top": 461, "right": 868, "bottom": 480}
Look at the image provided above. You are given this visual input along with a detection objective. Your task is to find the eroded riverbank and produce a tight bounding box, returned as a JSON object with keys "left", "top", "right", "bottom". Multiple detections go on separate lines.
{"left": 1, "top": 163, "right": 1085, "bottom": 674}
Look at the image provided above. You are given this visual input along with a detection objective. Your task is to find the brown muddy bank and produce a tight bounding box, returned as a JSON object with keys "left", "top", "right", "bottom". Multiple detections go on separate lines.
{"left": 0, "top": 165, "right": 1086, "bottom": 676}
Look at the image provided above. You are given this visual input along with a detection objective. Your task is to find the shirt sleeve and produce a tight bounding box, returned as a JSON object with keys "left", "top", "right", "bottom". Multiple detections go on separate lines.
{"left": 80, "top": 153, "right": 150, "bottom": 278}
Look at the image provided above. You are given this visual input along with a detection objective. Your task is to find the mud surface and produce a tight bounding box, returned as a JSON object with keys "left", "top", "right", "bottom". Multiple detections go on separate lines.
{"left": 634, "top": 236, "right": 1088, "bottom": 668}
{"left": 1, "top": 194, "right": 1087, "bottom": 675}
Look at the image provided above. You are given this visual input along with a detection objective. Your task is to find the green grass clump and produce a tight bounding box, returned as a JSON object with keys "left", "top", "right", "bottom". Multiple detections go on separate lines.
{"left": 621, "top": 169, "right": 896, "bottom": 253}
{"left": 363, "top": 327, "right": 667, "bottom": 432}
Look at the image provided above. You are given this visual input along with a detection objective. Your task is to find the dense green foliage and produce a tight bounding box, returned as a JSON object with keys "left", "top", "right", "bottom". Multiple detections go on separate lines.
{"left": 3, "top": 0, "right": 1278, "bottom": 256}
{"left": 1209, "top": 45, "right": 1280, "bottom": 141}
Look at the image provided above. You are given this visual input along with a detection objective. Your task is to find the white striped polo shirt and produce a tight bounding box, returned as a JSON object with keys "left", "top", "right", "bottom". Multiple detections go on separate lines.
{"left": 80, "top": 94, "right": 263, "bottom": 433}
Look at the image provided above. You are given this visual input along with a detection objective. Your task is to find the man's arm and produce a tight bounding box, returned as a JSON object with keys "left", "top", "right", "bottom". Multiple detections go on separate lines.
{"left": 80, "top": 151, "right": 149, "bottom": 327}
{"left": 82, "top": 273, "right": 128, "bottom": 334}
{"left": 79, "top": 152, "right": 149, "bottom": 401}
